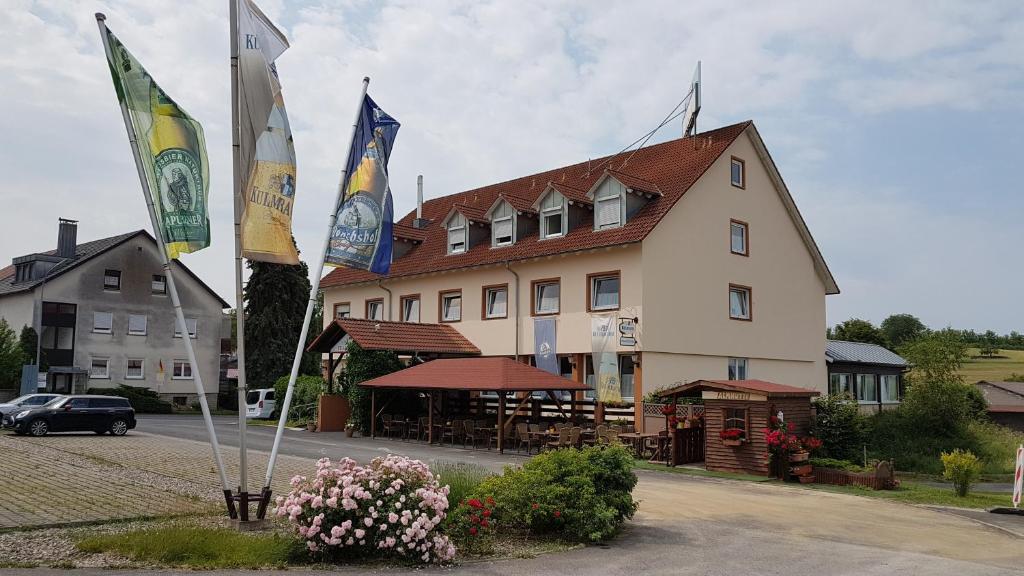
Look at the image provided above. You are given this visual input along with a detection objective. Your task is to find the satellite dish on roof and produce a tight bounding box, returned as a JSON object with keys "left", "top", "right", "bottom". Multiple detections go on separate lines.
{"left": 682, "top": 60, "right": 701, "bottom": 137}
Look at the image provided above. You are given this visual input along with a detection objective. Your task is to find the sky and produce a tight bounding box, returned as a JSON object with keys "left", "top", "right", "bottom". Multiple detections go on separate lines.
{"left": 1, "top": 0, "right": 1022, "bottom": 333}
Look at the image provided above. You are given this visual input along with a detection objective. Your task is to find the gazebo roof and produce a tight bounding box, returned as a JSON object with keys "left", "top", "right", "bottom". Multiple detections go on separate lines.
{"left": 358, "top": 357, "right": 589, "bottom": 392}
{"left": 307, "top": 318, "right": 481, "bottom": 356}
{"left": 658, "top": 379, "right": 820, "bottom": 399}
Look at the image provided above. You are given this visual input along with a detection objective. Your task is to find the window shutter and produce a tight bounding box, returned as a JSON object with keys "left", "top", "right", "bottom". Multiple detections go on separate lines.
{"left": 494, "top": 218, "right": 512, "bottom": 242}
{"left": 597, "top": 197, "right": 620, "bottom": 228}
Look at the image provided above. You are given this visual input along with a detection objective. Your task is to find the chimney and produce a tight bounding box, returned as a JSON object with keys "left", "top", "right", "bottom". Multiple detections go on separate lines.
{"left": 57, "top": 218, "right": 78, "bottom": 259}
{"left": 413, "top": 175, "right": 430, "bottom": 229}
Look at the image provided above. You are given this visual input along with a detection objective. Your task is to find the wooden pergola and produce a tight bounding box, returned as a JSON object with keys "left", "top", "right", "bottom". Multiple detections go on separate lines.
{"left": 359, "top": 357, "right": 590, "bottom": 453}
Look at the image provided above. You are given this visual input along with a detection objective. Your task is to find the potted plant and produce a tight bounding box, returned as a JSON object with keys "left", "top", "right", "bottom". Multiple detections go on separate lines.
{"left": 720, "top": 428, "right": 745, "bottom": 446}
{"left": 345, "top": 419, "right": 356, "bottom": 438}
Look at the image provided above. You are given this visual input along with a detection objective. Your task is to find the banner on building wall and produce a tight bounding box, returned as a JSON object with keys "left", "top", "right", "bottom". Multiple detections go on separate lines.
{"left": 533, "top": 316, "right": 558, "bottom": 375}
{"left": 591, "top": 313, "right": 621, "bottom": 403}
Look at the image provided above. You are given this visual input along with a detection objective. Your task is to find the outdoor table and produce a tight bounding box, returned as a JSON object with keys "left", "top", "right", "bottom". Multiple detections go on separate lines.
{"left": 647, "top": 434, "right": 671, "bottom": 465}
{"left": 390, "top": 419, "right": 408, "bottom": 440}
{"left": 616, "top": 432, "right": 646, "bottom": 458}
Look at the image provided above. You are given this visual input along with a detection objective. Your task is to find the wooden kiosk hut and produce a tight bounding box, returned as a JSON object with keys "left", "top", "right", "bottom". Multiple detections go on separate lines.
{"left": 658, "top": 380, "right": 819, "bottom": 476}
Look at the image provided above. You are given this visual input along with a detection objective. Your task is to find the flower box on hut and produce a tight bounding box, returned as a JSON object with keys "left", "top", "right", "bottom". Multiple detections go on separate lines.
{"left": 655, "top": 380, "right": 820, "bottom": 476}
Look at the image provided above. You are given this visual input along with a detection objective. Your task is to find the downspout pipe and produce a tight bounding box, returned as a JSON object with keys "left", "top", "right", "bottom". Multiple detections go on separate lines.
{"left": 378, "top": 280, "right": 393, "bottom": 321}
{"left": 505, "top": 262, "right": 520, "bottom": 360}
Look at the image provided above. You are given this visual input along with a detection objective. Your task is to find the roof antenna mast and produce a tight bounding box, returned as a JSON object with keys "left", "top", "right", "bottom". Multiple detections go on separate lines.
{"left": 682, "top": 60, "right": 701, "bottom": 138}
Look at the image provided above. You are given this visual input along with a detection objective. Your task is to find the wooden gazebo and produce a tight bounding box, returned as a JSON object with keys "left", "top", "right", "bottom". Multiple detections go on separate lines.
{"left": 658, "top": 379, "right": 819, "bottom": 475}
{"left": 358, "top": 357, "right": 589, "bottom": 453}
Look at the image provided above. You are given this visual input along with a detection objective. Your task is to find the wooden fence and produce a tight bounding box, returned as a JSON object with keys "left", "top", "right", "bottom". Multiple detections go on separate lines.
{"left": 813, "top": 462, "right": 897, "bottom": 490}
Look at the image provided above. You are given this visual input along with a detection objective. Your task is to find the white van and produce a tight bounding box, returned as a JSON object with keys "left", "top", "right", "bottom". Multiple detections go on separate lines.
{"left": 245, "top": 388, "right": 275, "bottom": 419}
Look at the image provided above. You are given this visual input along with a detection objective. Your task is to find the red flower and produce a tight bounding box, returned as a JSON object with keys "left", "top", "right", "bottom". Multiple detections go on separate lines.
{"left": 470, "top": 515, "right": 480, "bottom": 524}
{"left": 469, "top": 527, "right": 478, "bottom": 536}
{"left": 660, "top": 404, "right": 676, "bottom": 415}
{"left": 480, "top": 519, "right": 490, "bottom": 528}
{"left": 467, "top": 498, "right": 484, "bottom": 509}
{"left": 483, "top": 509, "right": 492, "bottom": 517}
{"left": 720, "top": 428, "right": 744, "bottom": 441}
{"left": 553, "top": 510, "right": 561, "bottom": 518}
{"left": 531, "top": 503, "right": 539, "bottom": 510}
{"left": 486, "top": 496, "right": 495, "bottom": 506}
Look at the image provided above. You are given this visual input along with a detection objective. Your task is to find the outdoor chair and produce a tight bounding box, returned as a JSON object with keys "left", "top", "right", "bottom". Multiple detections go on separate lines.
{"left": 603, "top": 428, "right": 621, "bottom": 445}
{"left": 569, "top": 426, "right": 582, "bottom": 448}
{"left": 528, "top": 423, "right": 541, "bottom": 433}
{"left": 463, "top": 420, "right": 482, "bottom": 449}
{"left": 516, "top": 422, "right": 535, "bottom": 454}
{"left": 624, "top": 425, "right": 636, "bottom": 433}
{"left": 406, "top": 416, "right": 427, "bottom": 441}
{"left": 444, "top": 419, "right": 462, "bottom": 446}
{"left": 545, "top": 427, "right": 570, "bottom": 451}
{"left": 585, "top": 424, "right": 607, "bottom": 446}
{"left": 380, "top": 414, "right": 394, "bottom": 438}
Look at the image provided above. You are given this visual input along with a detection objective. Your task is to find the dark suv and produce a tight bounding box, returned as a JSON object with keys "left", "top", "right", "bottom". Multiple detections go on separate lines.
{"left": 6, "top": 395, "right": 136, "bottom": 437}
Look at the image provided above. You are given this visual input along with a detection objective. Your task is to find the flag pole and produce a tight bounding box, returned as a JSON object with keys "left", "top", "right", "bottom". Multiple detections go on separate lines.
{"left": 229, "top": 0, "right": 252, "bottom": 521}
{"left": 258, "top": 76, "right": 370, "bottom": 518}
{"left": 95, "top": 12, "right": 234, "bottom": 516}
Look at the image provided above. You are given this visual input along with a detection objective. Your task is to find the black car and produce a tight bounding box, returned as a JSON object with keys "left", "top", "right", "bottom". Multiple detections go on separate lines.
{"left": 6, "top": 395, "right": 136, "bottom": 437}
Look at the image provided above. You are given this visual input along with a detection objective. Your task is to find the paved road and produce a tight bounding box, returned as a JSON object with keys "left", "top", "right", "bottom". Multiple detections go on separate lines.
{"left": 136, "top": 414, "right": 520, "bottom": 473}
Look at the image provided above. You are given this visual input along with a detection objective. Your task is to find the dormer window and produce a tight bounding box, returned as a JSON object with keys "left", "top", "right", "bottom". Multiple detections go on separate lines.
{"left": 540, "top": 191, "right": 565, "bottom": 238}
{"left": 594, "top": 185, "right": 623, "bottom": 230}
{"left": 491, "top": 201, "right": 514, "bottom": 247}
{"left": 447, "top": 213, "right": 467, "bottom": 254}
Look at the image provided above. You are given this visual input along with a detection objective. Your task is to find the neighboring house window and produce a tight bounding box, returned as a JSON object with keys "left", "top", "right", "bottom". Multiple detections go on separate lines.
{"left": 730, "top": 157, "right": 745, "bottom": 188}
{"left": 447, "top": 213, "right": 467, "bottom": 254}
{"left": 41, "top": 326, "right": 74, "bottom": 350}
{"left": 173, "top": 396, "right": 187, "bottom": 406}
{"left": 400, "top": 295, "right": 420, "bottom": 322}
{"left": 173, "top": 318, "right": 198, "bottom": 339}
{"left": 829, "top": 373, "right": 853, "bottom": 396}
{"left": 728, "top": 358, "right": 748, "bottom": 380}
{"left": 533, "top": 279, "right": 560, "bottom": 315}
{"left": 172, "top": 360, "right": 193, "bottom": 379}
{"left": 483, "top": 285, "right": 508, "bottom": 319}
{"left": 127, "top": 314, "right": 147, "bottom": 336}
{"left": 880, "top": 374, "right": 900, "bottom": 403}
{"left": 90, "top": 356, "right": 110, "bottom": 379}
{"left": 723, "top": 407, "right": 748, "bottom": 437}
{"left": 856, "top": 374, "right": 878, "bottom": 403}
{"left": 619, "top": 354, "right": 635, "bottom": 399}
{"left": 334, "top": 302, "right": 351, "bottom": 319}
{"left": 595, "top": 187, "right": 622, "bottom": 230}
{"left": 152, "top": 274, "right": 167, "bottom": 294}
{"left": 491, "top": 201, "right": 514, "bottom": 246}
{"left": 730, "top": 220, "right": 748, "bottom": 255}
{"left": 729, "top": 285, "right": 752, "bottom": 320}
{"left": 588, "top": 272, "right": 620, "bottom": 311}
{"left": 540, "top": 192, "right": 565, "bottom": 238}
{"left": 92, "top": 311, "right": 113, "bottom": 334}
{"left": 104, "top": 269, "right": 121, "bottom": 291}
{"left": 126, "top": 359, "right": 144, "bottom": 379}
{"left": 366, "top": 299, "right": 384, "bottom": 321}
{"left": 440, "top": 291, "right": 462, "bottom": 322}
{"left": 583, "top": 355, "right": 634, "bottom": 399}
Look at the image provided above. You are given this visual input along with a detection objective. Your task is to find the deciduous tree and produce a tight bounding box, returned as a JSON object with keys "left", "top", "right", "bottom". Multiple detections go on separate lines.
{"left": 880, "top": 314, "right": 927, "bottom": 348}
{"left": 831, "top": 318, "right": 888, "bottom": 347}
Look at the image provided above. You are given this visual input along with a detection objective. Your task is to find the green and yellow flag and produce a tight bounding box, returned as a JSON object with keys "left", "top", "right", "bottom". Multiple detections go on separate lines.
{"left": 102, "top": 27, "right": 210, "bottom": 258}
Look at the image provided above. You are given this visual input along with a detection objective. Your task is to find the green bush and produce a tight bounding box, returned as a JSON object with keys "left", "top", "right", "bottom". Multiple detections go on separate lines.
{"left": 808, "top": 457, "right": 870, "bottom": 473}
{"left": 433, "top": 460, "right": 490, "bottom": 508}
{"left": 342, "top": 342, "right": 404, "bottom": 434}
{"left": 811, "top": 393, "right": 867, "bottom": 461}
{"left": 901, "top": 379, "right": 980, "bottom": 439}
{"left": 940, "top": 449, "right": 982, "bottom": 497}
{"left": 87, "top": 385, "right": 173, "bottom": 414}
{"left": 967, "top": 420, "right": 1024, "bottom": 475}
{"left": 465, "top": 445, "right": 637, "bottom": 543}
{"left": 272, "top": 375, "right": 325, "bottom": 422}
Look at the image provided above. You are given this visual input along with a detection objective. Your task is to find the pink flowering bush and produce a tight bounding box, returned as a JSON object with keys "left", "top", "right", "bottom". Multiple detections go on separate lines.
{"left": 274, "top": 455, "right": 456, "bottom": 564}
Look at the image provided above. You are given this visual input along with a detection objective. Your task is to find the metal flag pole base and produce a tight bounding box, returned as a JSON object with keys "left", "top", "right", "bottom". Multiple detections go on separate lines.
{"left": 223, "top": 488, "right": 273, "bottom": 524}
{"left": 223, "top": 489, "right": 238, "bottom": 520}
{"left": 255, "top": 486, "right": 273, "bottom": 520}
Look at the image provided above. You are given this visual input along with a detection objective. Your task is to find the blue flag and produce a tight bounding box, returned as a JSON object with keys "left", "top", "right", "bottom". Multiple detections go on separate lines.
{"left": 325, "top": 95, "right": 400, "bottom": 273}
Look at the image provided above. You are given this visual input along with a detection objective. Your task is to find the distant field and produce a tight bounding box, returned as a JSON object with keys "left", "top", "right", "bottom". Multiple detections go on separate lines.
{"left": 958, "top": 348, "right": 1024, "bottom": 383}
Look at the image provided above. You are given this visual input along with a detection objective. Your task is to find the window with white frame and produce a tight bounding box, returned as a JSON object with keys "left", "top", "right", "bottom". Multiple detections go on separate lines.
{"left": 401, "top": 296, "right": 420, "bottom": 322}
{"left": 126, "top": 358, "right": 144, "bottom": 379}
{"left": 447, "top": 213, "right": 467, "bottom": 254}
{"left": 152, "top": 274, "right": 167, "bottom": 294}
{"left": 491, "top": 202, "right": 514, "bottom": 246}
{"left": 127, "top": 314, "right": 147, "bottom": 336}
{"left": 589, "top": 273, "right": 620, "bottom": 311}
{"left": 829, "top": 373, "right": 853, "bottom": 396}
{"left": 440, "top": 291, "right": 462, "bottom": 322}
{"left": 730, "top": 220, "right": 748, "bottom": 255}
{"left": 729, "top": 285, "right": 751, "bottom": 320}
{"left": 103, "top": 269, "right": 121, "bottom": 291}
{"left": 173, "top": 318, "right": 198, "bottom": 339}
{"left": 594, "top": 188, "right": 622, "bottom": 230}
{"left": 90, "top": 356, "right": 110, "bottom": 379}
{"left": 366, "top": 299, "right": 384, "bottom": 321}
{"left": 92, "top": 311, "right": 113, "bottom": 334}
{"left": 540, "top": 192, "right": 565, "bottom": 238}
{"left": 856, "top": 373, "right": 877, "bottom": 403}
{"left": 728, "top": 357, "right": 748, "bottom": 380}
{"left": 730, "top": 157, "right": 745, "bottom": 188}
{"left": 533, "top": 280, "right": 560, "bottom": 315}
{"left": 880, "top": 374, "right": 900, "bottom": 403}
{"left": 172, "top": 360, "right": 193, "bottom": 379}
{"left": 484, "top": 285, "right": 508, "bottom": 319}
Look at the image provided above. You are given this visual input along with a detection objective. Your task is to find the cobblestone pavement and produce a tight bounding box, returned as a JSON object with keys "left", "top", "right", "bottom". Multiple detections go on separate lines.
{"left": 0, "top": 431, "right": 319, "bottom": 529}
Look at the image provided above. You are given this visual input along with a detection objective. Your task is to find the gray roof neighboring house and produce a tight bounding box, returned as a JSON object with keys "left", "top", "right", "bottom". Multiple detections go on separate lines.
{"left": 0, "top": 230, "right": 229, "bottom": 307}
{"left": 976, "top": 381, "right": 1024, "bottom": 413}
{"left": 826, "top": 339, "right": 908, "bottom": 367}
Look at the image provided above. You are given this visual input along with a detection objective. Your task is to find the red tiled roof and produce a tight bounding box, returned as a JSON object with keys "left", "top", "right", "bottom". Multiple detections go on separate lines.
{"left": 392, "top": 222, "right": 427, "bottom": 243}
{"left": 545, "top": 182, "right": 592, "bottom": 206}
{"left": 322, "top": 121, "right": 751, "bottom": 288}
{"left": 493, "top": 193, "right": 537, "bottom": 215}
{"left": 359, "top": 357, "right": 588, "bottom": 391}
{"left": 604, "top": 169, "right": 662, "bottom": 196}
{"left": 660, "top": 379, "right": 820, "bottom": 398}
{"left": 307, "top": 318, "right": 480, "bottom": 356}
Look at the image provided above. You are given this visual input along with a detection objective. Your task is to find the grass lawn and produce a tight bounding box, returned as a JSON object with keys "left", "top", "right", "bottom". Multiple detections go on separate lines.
{"left": 632, "top": 459, "right": 772, "bottom": 482}
{"left": 803, "top": 481, "right": 1011, "bottom": 510}
{"left": 959, "top": 348, "right": 1024, "bottom": 382}
{"left": 77, "top": 526, "right": 305, "bottom": 569}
